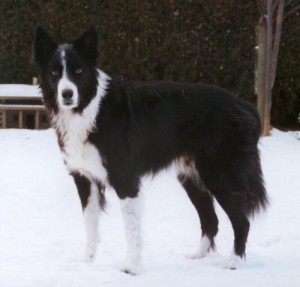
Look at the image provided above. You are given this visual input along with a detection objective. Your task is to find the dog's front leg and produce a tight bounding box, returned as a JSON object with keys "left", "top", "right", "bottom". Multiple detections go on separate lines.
{"left": 120, "top": 195, "right": 142, "bottom": 275}
{"left": 72, "top": 173, "right": 103, "bottom": 262}
{"left": 82, "top": 180, "right": 103, "bottom": 262}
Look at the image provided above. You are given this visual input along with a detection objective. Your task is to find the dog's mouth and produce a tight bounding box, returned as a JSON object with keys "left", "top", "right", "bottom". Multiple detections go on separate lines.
{"left": 63, "top": 99, "right": 75, "bottom": 106}
{"left": 58, "top": 97, "right": 78, "bottom": 110}
{"left": 62, "top": 103, "right": 77, "bottom": 110}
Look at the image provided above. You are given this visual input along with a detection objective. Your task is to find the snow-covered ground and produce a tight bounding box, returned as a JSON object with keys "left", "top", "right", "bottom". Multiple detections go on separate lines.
{"left": 0, "top": 127, "right": 299, "bottom": 287}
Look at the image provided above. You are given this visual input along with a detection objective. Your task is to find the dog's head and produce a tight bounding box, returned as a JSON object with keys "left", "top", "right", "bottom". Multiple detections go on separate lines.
{"left": 33, "top": 25, "right": 100, "bottom": 113}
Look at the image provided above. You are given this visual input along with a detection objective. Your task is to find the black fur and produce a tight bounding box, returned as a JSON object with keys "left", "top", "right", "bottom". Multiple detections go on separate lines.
{"left": 92, "top": 79, "right": 268, "bottom": 257}
{"left": 72, "top": 172, "right": 106, "bottom": 210}
{"left": 34, "top": 25, "right": 268, "bottom": 266}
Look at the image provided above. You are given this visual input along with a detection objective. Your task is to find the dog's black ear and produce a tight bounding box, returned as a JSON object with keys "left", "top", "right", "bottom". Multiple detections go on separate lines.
{"left": 34, "top": 26, "right": 57, "bottom": 66}
{"left": 73, "top": 24, "right": 99, "bottom": 64}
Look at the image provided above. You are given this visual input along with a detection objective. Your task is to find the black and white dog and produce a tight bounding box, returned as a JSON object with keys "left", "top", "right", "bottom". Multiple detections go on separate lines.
{"left": 33, "top": 24, "right": 268, "bottom": 274}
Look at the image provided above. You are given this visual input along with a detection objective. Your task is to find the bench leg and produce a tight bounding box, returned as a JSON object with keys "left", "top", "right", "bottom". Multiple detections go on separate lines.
{"left": 35, "top": 111, "right": 40, "bottom": 129}
{"left": 19, "top": 111, "right": 23, "bottom": 129}
{"left": 2, "top": 110, "right": 7, "bottom": 128}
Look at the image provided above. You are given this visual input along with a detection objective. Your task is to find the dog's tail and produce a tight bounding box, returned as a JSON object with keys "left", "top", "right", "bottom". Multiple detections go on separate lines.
{"left": 246, "top": 148, "right": 269, "bottom": 217}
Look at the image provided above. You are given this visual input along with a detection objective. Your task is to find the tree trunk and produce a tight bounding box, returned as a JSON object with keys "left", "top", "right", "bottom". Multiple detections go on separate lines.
{"left": 262, "top": 0, "right": 274, "bottom": 136}
{"left": 271, "top": 0, "right": 285, "bottom": 89}
{"left": 256, "top": 18, "right": 267, "bottom": 134}
{"left": 255, "top": 0, "right": 295, "bottom": 136}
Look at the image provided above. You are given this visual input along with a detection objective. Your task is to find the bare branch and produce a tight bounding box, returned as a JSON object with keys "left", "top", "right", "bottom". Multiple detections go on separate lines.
{"left": 285, "top": 0, "right": 294, "bottom": 8}
{"left": 274, "top": 0, "right": 281, "bottom": 11}
{"left": 272, "top": 0, "right": 284, "bottom": 25}
{"left": 284, "top": 4, "right": 300, "bottom": 18}
{"left": 257, "top": 0, "right": 262, "bottom": 13}
{"left": 257, "top": 0, "right": 268, "bottom": 14}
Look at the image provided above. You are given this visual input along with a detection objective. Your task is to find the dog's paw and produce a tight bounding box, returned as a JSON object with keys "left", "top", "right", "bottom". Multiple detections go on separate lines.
{"left": 67, "top": 256, "right": 94, "bottom": 264}
{"left": 185, "top": 252, "right": 207, "bottom": 260}
{"left": 66, "top": 255, "right": 94, "bottom": 264}
{"left": 185, "top": 248, "right": 208, "bottom": 260}
{"left": 223, "top": 253, "right": 242, "bottom": 270}
{"left": 186, "top": 235, "right": 212, "bottom": 259}
{"left": 81, "top": 252, "right": 96, "bottom": 263}
{"left": 118, "top": 262, "right": 141, "bottom": 276}
{"left": 120, "top": 267, "right": 138, "bottom": 276}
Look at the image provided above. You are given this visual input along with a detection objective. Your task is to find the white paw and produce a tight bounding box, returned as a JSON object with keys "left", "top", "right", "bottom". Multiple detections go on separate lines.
{"left": 82, "top": 239, "right": 99, "bottom": 263}
{"left": 186, "top": 235, "right": 212, "bottom": 259}
{"left": 185, "top": 250, "right": 207, "bottom": 260}
{"left": 82, "top": 250, "right": 96, "bottom": 263}
{"left": 120, "top": 267, "right": 138, "bottom": 276}
{"left": 66, "top": 253, "right": 94, "bottom": 263}
{"left": 118, "top": 260, "right": 141, "bottom": 276}
{"left": 223, "top": 253, "right": 243, "bottom": 270}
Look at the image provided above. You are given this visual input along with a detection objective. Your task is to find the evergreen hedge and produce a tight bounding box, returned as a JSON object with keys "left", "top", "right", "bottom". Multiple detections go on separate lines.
{"left": 0, "top": 0, "right": 299, "bottom": 127}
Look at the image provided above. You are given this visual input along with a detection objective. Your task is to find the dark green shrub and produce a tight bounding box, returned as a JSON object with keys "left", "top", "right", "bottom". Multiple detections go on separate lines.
{"left": 0, "top": 0, "right": 299, "bottom": 127}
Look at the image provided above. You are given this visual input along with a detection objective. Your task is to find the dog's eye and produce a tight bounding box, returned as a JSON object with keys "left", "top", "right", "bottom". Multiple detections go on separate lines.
{"left": 51, "top": 70, "right": 59, "bottom": 76}
{"left": 75, "top": 68, "right": 83, "bottom": 75}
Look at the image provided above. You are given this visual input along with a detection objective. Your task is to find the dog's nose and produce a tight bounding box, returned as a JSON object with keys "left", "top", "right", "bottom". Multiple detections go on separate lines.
{"left": 62, "top": 89, "right": 73, "bottom": 101}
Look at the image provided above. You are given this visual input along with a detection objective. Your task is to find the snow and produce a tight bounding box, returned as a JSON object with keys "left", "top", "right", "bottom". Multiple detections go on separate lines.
{"left": 0, "top": 84, "right": 41, "bottom": 98}
{"left": 0, "top": 127, "right": 299, "bottom": 287}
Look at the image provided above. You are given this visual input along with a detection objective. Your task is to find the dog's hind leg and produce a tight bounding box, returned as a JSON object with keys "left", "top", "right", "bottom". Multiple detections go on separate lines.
{"left": 177, "top": 162, "right": 219, "bottom": 259}
{"left": 214, "top": 191, "right": 250, "bottom": 269}
{"left": 201, "top": 164, "right": 250, "bottom": 269}
{"left": 72, "top": 173, "right": 105, "bottom": 262}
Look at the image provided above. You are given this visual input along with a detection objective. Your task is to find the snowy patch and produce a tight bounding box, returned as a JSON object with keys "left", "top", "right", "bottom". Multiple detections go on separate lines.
{"left": 0, "top": 126, "right": 300, "bottom": 286}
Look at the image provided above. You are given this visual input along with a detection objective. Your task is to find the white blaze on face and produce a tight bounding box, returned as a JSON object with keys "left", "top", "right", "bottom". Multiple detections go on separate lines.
{"left": 57, "top": 49, "right": 79, "bottom": 109}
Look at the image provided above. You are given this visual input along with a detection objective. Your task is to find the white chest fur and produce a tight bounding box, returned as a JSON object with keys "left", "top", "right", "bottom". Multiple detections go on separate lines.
{"left": 64, "top": 136, "right": 107, "bottom": 183}
{"left": 57, "top": 111, "right": 107, "bottom": 184}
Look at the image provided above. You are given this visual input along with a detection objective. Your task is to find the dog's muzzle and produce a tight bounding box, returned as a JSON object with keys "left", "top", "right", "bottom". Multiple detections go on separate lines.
{"left": 57, "top": 78, "right": 79, "bottom": 109}
{"left": 62, "top": 89, "right": 74, "bottom": 106}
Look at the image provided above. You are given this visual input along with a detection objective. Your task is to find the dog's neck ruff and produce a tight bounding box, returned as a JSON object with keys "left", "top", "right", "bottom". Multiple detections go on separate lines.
{"left": 53, "top": 69, "right": 110, "bottom": 152}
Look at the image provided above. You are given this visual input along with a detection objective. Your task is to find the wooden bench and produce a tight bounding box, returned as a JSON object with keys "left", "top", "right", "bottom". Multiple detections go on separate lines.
{"left": 0, "top": 104, "right": 46, "bottom": 129}
{"left": 0, "top": 84, "right": 48, "bottom": 129}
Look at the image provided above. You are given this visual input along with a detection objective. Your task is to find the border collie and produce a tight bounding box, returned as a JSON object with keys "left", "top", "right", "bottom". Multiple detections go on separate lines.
{"left": 33, "top": 24, "right": 268, "bottom": 274}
